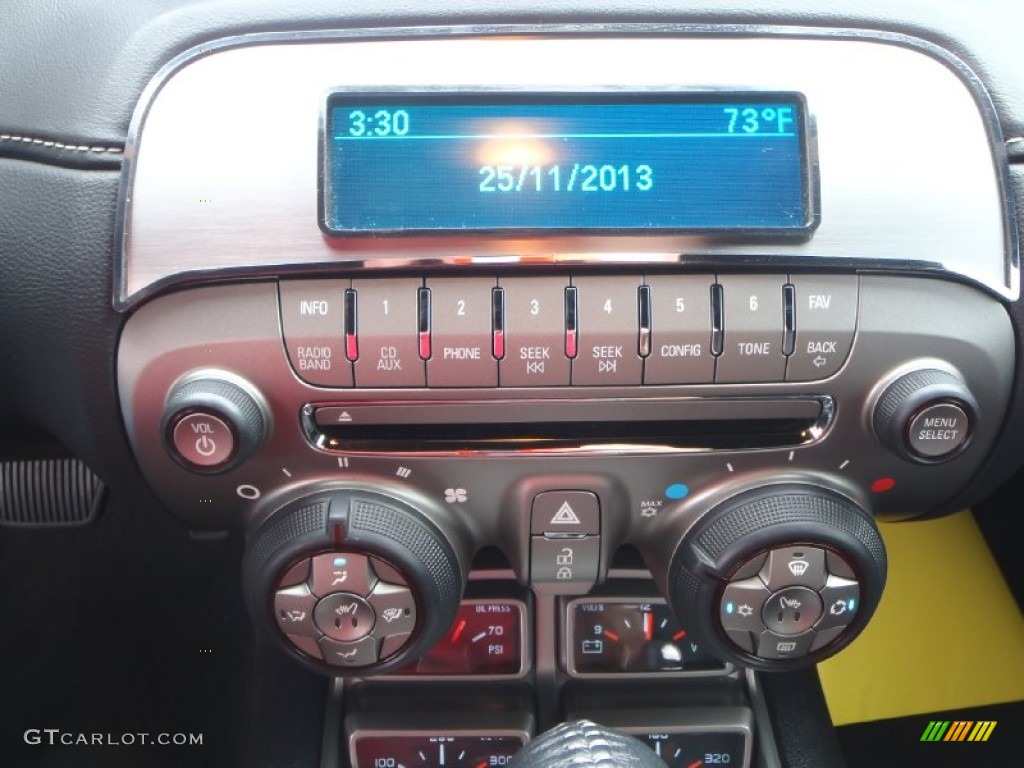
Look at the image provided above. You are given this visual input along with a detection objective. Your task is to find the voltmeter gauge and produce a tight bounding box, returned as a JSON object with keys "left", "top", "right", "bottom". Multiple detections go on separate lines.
{"left": 352, "top": 734, "right": 527, "bottom": 768}
{"left": 393, "top": 599, "right": 526, "bottom": 677}
{"left": 567, "top": 598, "right": 727, "bottom": 676}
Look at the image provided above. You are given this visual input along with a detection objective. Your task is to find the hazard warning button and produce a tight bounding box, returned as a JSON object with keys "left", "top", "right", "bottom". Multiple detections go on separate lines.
{"left": 531, "top": 491, "right": 600, "bottom": 536}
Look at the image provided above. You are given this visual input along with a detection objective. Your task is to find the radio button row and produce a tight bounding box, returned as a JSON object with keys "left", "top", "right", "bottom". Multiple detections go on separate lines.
{"left": 786, "top": 275, "right": 858, "bottom": 381}
{"left": 500, "top": 276, "right": 571, "bottom": 387}
{"left": 644, "top": 275, "right": 716, "bottom": 385}
{"left": 425, "top": 277, "right": 498, "bottom": 387}
{"left": 352, "top": 278, "right": 425, "bottom": 387}
{"left": 716, "top": 275, "right": 788, "bottom": 383}
{"left": 572, "top": 276, "right": 643, "bottom": 386}
{"left": 279, "top": 279, "right": 353, "bottom": 387}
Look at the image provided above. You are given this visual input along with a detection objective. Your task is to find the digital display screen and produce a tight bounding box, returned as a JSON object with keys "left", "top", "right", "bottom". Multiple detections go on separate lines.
{"left": 322, "top": 92, "right": 811, "bottom": 234}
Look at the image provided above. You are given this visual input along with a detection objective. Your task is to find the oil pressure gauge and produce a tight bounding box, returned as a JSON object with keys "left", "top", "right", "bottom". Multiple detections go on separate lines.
{"left": 566, "top": 598, "right": 728, "bottom": 677}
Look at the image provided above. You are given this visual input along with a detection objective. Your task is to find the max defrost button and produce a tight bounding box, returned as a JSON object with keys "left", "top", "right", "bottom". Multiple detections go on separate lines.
{"left": 279, "top": 279, "right": 353, "bottom": 387}
{"left": 171, "top": 412, "right": 235, "bottom": 468}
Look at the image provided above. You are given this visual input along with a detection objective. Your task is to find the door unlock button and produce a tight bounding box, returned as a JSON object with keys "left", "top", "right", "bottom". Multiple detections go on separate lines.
{"left": 171, "top": 412, "right": 236, "bottom": 469}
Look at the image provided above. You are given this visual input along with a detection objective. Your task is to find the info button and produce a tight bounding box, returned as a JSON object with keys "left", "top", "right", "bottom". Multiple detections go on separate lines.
{"left": 171, "top": 411, "right": 235, "bottom": 469}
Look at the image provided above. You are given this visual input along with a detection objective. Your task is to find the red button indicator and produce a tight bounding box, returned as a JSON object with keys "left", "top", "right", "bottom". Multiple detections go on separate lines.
{"left": 870, "top": 477, "right": 896, "bottom": 493}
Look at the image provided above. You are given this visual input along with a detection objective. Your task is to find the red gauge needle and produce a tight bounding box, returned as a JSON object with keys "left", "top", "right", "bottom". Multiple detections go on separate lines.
{"left": 475, "top": 762, "right": 488, "bottom": 768}
{"left": 644, "top": 612, "right": 653, "bottom": 641}
{"left": 688, "top": 760, "right": 704, "bottom": 768}
{"left": 450, "top": 618, "right": 467, "bottom": 642}
{"left": 603, "top": 630, "right": 620, "bottom": 642}
{"left": 672, "top": 629, "right": 687, "bottom": 642}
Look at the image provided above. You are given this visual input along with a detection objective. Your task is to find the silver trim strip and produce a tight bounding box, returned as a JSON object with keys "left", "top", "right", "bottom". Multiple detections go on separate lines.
{"left": 114, "top": 24, "right": 1018, "bottom": 309}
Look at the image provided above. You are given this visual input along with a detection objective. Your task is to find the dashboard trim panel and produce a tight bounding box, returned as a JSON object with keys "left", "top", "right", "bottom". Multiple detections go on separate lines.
{"left": 113, "top": 24, "right": 1019, "bottom": 309}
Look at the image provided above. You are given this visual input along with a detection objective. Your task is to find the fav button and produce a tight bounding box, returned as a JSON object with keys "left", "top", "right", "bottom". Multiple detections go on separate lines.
{"left": 171, "top": 412, "right": 235, "bottom": 469}
{"left": 785, "top": 275, "right": 858, "bottom": 381}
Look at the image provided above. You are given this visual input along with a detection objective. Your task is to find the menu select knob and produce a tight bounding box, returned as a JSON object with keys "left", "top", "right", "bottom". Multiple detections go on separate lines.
{"left": 163, "top": 374, "right": 268, "bottom": 472}
{"left": 873, "top": 369, "right": 977, "bottom": 463}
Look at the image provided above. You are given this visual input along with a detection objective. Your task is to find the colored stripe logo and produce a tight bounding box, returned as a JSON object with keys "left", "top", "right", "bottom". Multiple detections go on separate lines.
{"left": 920, "top": 721, "right": 997, "bottom": 742}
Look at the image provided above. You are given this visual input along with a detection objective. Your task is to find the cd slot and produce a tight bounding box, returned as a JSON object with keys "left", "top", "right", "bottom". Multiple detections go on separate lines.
{"left": 307, "top": 397, "right": 831, "bottom": 455}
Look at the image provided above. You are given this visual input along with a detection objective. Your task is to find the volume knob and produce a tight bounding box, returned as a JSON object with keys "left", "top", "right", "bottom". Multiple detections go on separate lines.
{"left": 162, "top": 373, "right": 268, "bottom": 472}
{"left": 873, "top": 369, "right": 977, "bottom": 463}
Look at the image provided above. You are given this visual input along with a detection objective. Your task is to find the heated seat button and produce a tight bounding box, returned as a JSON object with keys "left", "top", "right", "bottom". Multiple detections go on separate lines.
{"left": 716, "top": 275, "right": 787, "bottom": 383}
{"left": 571, "top": 276, "right": 643, "bottom": 386}
{"left": 279, "top": 279, "right": 353, "bottom": 387}
{"left": 426, "top": 277, "right": 498, "bottom": 387}
{"left": 352, "top": 278, "right": 425, "bottom": 387}
{"left": 643, "top": 275, "right": 715, "bottom": 384}
{"left": 499, "top": 277, "right": 571, "bottom": 387}
{"left": 786, "top": 275, "right": 858, "bottom": 381}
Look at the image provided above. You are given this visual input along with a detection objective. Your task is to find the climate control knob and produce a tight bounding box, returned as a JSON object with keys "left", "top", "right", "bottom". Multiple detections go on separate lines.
{"left": 659, "top": 484, "right": 886, "bottom": 671}
{"left": 162, "top": 373, "right": 268, "bottom": 472}
{"left": 242, "top": 487, "right": 471, "bottom": 676}
{"left": 873, "top": 368, "right": 977, "bottom": 463}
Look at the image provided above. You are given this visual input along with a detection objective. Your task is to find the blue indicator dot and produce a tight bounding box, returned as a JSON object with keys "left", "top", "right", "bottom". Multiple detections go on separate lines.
{"left": 848, "top": 599, "right": 856, "bottom": 611}
{"left": 726, "top": 602, "right": 735, "bottom": 615}
{"left": 665, "top": 483, "right": 690, "bottom": 500}
{"left": 333, "top": 557, "right": 348, "bottom": 567}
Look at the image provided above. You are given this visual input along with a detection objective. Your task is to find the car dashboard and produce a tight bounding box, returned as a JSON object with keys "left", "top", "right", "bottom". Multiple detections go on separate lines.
{"left": 1, "top": 3, "right": 1022, "bottom": 768}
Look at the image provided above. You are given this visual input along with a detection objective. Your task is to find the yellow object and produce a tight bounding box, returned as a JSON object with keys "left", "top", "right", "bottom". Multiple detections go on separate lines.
{"left": 818, "top": 509, "right": 1024, "bottom": 725}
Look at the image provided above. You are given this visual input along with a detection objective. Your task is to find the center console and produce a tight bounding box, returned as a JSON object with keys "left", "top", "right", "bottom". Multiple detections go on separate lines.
{"left": 113, "top": 27, "right": 1017, "bottom": 767}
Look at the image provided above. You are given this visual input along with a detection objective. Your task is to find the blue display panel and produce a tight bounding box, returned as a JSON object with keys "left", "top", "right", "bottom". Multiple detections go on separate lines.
{"left": 322, "top": 93, "right": 812, "bottom": 234}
